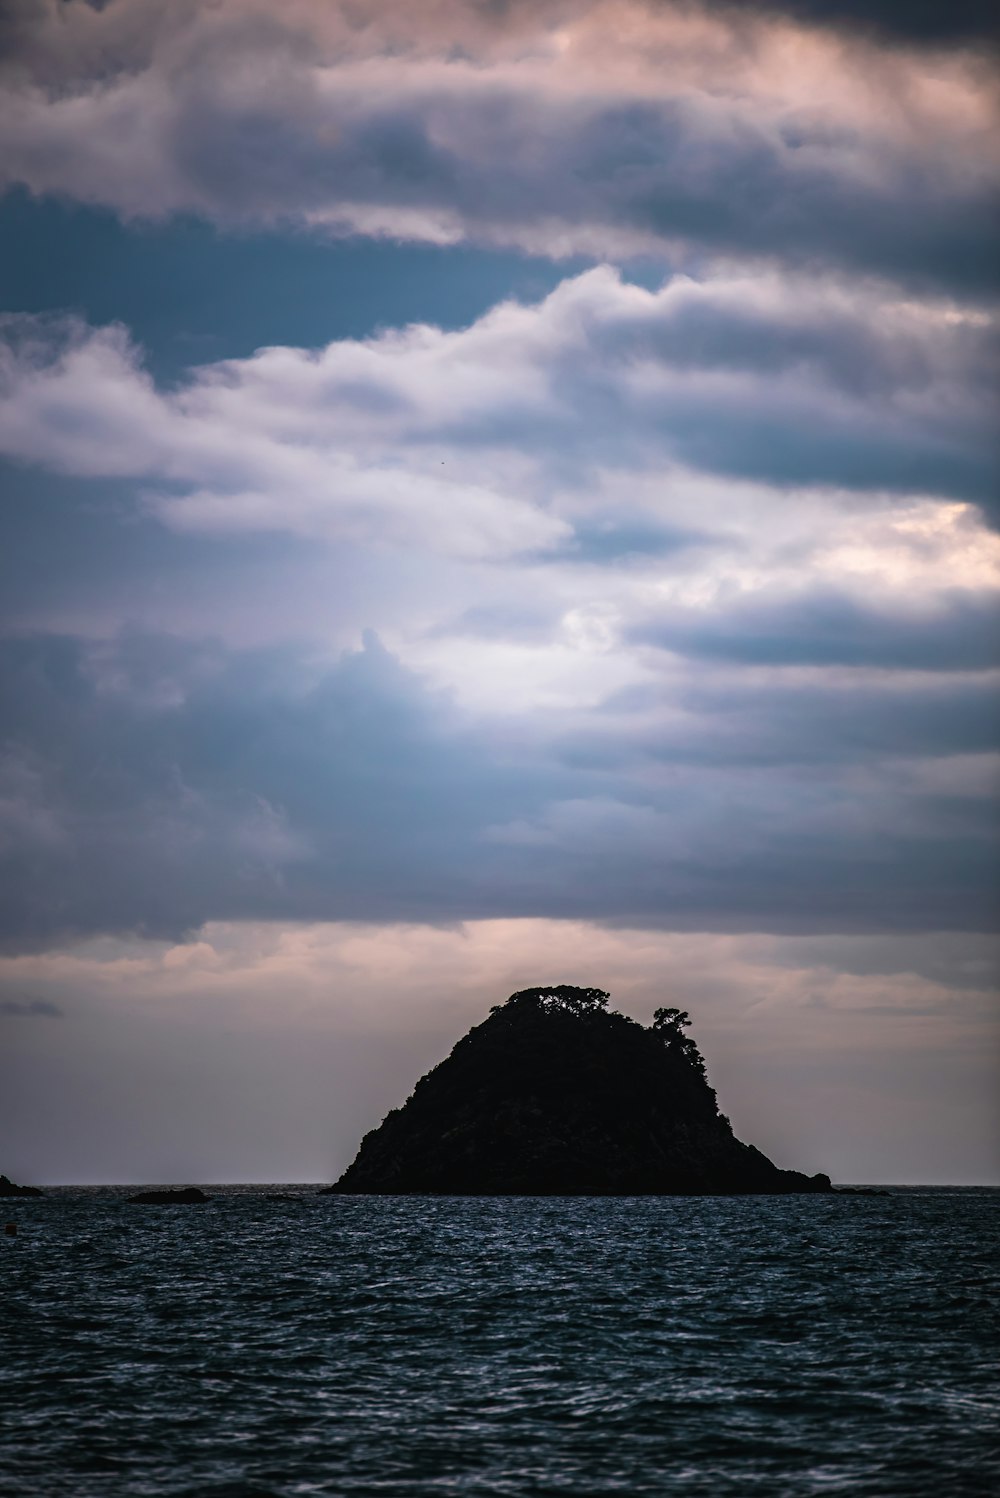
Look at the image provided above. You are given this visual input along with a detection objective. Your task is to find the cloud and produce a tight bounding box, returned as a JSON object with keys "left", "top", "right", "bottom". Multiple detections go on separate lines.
{"left": 0, "top": 627, "right": 996, "bottom": 951}
{"left": 589, "top": 670, "right": 1000, "bottom": 768}
{"left": 0, "top": 1, "right": 995, "bottom": 292}
{"left": 718, "top": 0, "right": 1000, "bottom": 46}
{"left": 0, "top": 996, "right": 62, "bottom": 1017}
{"left": 0, "top": 267, "right": 994, "bottom": 950}
{"left": 0, "top": 267, "right": 995, "bottom": 575}
{"left": 631, "top": 588, "right": 1000, "bottom": 670}
{"left": 552, "top": 516, "right": 712, "bottom": 565}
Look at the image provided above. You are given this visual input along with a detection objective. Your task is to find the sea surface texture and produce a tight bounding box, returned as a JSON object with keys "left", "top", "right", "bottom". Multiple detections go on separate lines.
{"left": 3, "top": 1188, "right": 998, "bottom": 1496}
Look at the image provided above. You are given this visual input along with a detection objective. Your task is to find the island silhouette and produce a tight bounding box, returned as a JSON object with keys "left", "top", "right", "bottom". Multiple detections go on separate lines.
{"left": 324, "top": 986, "right": 833, "bottom": 1195}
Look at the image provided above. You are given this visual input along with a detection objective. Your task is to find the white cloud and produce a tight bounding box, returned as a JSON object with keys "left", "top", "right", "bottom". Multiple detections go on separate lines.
{"left": 0, "top": 268, "right": 996, "bottom": 735}
{"left": 0, "top": 267, "right": 994, "bottom": 582}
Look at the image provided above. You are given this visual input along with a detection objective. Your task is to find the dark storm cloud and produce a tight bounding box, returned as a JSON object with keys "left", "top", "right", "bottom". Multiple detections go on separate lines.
{"left": 631, "top": 590, "right": 1000, "bottom": 671}
{"left": 0, "top": 2, "right": 995, "bottom": 295}
{"left": 1, "top": 628, "right": 996, "bottom": 951}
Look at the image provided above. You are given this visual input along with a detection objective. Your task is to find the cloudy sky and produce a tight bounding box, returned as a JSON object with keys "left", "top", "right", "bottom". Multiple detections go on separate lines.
{"left": 1, "top": 0, "right": 997, "bottom": 1185}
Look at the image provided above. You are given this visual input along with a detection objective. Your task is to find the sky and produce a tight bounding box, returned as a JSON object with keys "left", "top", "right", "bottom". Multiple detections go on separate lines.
{"left": 1, "top": 0, "right": 998, "bottom": 1186}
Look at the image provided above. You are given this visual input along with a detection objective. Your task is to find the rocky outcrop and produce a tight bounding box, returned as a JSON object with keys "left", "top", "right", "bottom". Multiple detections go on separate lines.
{"left": 324, "top": 987, "right": 833, "bottom": 1196}
{"left": 126, "top": 1186, "right": 210, "bottom": 1204}
{"left": 0, "top": 1175, "right": 44, "bottom": 1197}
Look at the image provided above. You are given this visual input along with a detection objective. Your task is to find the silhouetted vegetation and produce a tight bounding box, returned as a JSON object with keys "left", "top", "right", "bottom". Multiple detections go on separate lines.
{"left": 652, "top": 1006, "right": 708, "bottom": 1080}
{"left": 494, "top": 986, "right": 611, "bottom": 1017}
{"left": 326, "top": 986, "right": 831, "bottom": 1196}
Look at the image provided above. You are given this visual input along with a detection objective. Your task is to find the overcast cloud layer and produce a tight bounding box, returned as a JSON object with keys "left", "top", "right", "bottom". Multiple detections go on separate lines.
{"left": 0, "top": 0, "right": 997, "bottom": 1180}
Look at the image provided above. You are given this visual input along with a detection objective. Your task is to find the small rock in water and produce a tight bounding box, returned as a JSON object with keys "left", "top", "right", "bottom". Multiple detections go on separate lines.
{"left": 4, "top": 1221, "right": 17, "bottom": 1236}
{"left": 126, "top": 1186, "right": 211, "bottom": 1205}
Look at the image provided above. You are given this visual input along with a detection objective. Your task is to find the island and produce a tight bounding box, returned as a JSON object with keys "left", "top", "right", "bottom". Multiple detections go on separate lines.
{"left": 324, "top": 986, "right": 833, "bottom": 1195}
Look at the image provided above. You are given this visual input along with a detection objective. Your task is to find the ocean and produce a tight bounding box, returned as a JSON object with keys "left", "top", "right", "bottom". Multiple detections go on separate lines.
{"left": 3, "top": 1188, "right": 998, "bottom": 1496}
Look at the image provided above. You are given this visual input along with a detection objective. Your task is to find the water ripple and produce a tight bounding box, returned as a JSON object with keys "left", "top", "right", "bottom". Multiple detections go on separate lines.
{"left": 2, "top": 1189, "right": 998, "bottom": 1495}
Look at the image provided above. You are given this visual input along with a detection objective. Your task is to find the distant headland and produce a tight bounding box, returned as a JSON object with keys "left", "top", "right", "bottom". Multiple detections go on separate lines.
{"left": 324, "top": 986, "right": 833, "bottom": 1196}
{"left": 0, "top": 1175, "right": 43, "bottom": 1198}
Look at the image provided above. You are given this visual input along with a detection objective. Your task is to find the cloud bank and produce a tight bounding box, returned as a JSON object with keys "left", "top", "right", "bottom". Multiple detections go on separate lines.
{"left": 0, "top": 0, "right": 996, "bottom": 292}
{"left": 1, "top": 266, "right": 995, "bottom": 555}
{"left": 1, "top": 626, "right": 996, "bottom": 950}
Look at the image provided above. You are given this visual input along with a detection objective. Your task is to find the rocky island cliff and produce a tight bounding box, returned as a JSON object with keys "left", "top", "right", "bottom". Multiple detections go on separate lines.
{"left": 325, "top": 986, "right": 832, "bottom": 1195}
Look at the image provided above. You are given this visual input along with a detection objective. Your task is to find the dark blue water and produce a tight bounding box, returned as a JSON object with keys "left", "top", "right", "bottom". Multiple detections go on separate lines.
{"left": 3, "top": 1189, "right": 998, "bottom": 1496}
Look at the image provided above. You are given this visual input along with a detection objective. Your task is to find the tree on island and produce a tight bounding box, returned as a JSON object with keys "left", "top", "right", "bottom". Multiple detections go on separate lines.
{"left": 652, "top": 1005, "right": 708, "bottom": 1079}
{"left": 494, "top": 985, "right": 611, "bottom": 1017}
